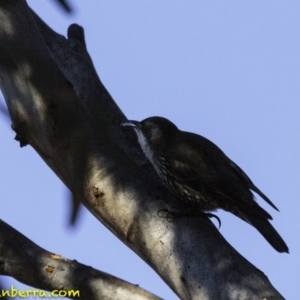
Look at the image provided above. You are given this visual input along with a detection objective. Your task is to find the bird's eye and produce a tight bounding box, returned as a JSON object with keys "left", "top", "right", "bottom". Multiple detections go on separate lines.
{"left": 150, "top": 127, "right": 163, "bottom": 142}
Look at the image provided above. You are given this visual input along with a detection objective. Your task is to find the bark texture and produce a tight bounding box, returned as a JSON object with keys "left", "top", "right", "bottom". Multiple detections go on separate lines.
{"left": 0, "top": 220, "right": 162, "bottom": 300}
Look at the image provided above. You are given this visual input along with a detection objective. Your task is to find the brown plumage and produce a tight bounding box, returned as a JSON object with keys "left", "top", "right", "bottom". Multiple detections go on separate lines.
{"left": 122, "top": 116, "right": 288, "bottom": 253}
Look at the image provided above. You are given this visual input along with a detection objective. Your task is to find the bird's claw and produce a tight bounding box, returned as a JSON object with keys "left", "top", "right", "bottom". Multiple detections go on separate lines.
{"left": 157, "top": 209, "right": 178, "bottom": 222}
{"left": 203, "top": 212, "right": 221, "bottom": 229}
{"left": 157, "top": 208, "right": 221, "bottom": 228}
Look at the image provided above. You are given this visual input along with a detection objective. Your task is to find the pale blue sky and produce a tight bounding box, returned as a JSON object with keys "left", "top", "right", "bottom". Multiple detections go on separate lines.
{"left": 0, "top": 1, "right": 299, "bottom": 299}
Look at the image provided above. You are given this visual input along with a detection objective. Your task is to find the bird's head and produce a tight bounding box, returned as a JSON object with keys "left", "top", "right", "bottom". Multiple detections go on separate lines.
{"left": 121, "top": 116, "right": 178, "bottom": 158}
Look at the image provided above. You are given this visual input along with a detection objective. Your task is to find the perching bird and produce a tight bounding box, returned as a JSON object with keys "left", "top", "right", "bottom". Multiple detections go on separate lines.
{"left": 122, "top": 116, "right": 288, "bottom": 253}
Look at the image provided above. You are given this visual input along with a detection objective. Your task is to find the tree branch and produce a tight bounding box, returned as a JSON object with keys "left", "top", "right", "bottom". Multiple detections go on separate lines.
{"left": 0, "top": 1, "right": 285, "bottom": 299}
{"left": 0, "top": 219, "right": 162, "bottom": 300}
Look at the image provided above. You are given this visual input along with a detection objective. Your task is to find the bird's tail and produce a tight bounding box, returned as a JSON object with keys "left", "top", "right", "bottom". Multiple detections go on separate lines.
{"left": 246, "top": 215, "right": 289, "bottom": 253}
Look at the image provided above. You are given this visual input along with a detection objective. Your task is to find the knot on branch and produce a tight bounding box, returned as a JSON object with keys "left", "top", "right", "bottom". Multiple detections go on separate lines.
{"left": 11, "top": 122, "right": 29, "bottom": 147}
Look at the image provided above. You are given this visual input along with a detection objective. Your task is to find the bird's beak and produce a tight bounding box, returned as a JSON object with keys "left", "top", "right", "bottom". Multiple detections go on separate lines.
{"left": 121, "top": 120, "right": 140, "bottom": 128}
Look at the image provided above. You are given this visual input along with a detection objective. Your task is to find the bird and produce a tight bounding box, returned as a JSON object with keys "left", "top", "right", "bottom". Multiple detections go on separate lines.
{"left": 122, "top": 116, "right": 289, "bottom": 253}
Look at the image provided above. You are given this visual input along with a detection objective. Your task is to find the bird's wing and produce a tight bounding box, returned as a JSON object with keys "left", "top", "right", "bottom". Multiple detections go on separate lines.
{"left": 168, "top": 135, "right": 272, "bottom": 219}
{"left": 168, "top": 139, "right": 246, "bottom": 198}
{"left": 228, "top": 159, "right": 279, "bottom": 211}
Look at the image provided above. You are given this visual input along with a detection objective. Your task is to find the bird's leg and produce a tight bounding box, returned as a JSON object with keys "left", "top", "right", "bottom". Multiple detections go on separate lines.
{"left": 157, "top": 207, "right": 221, "bottom": 228}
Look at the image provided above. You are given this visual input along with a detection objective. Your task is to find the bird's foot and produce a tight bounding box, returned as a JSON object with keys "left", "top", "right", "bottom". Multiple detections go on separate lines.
{"left": 157, "top": 208, "right": 221, "bottom": 228}
{"left": 157, "top": 208, "right": 179, "bottom": 222}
